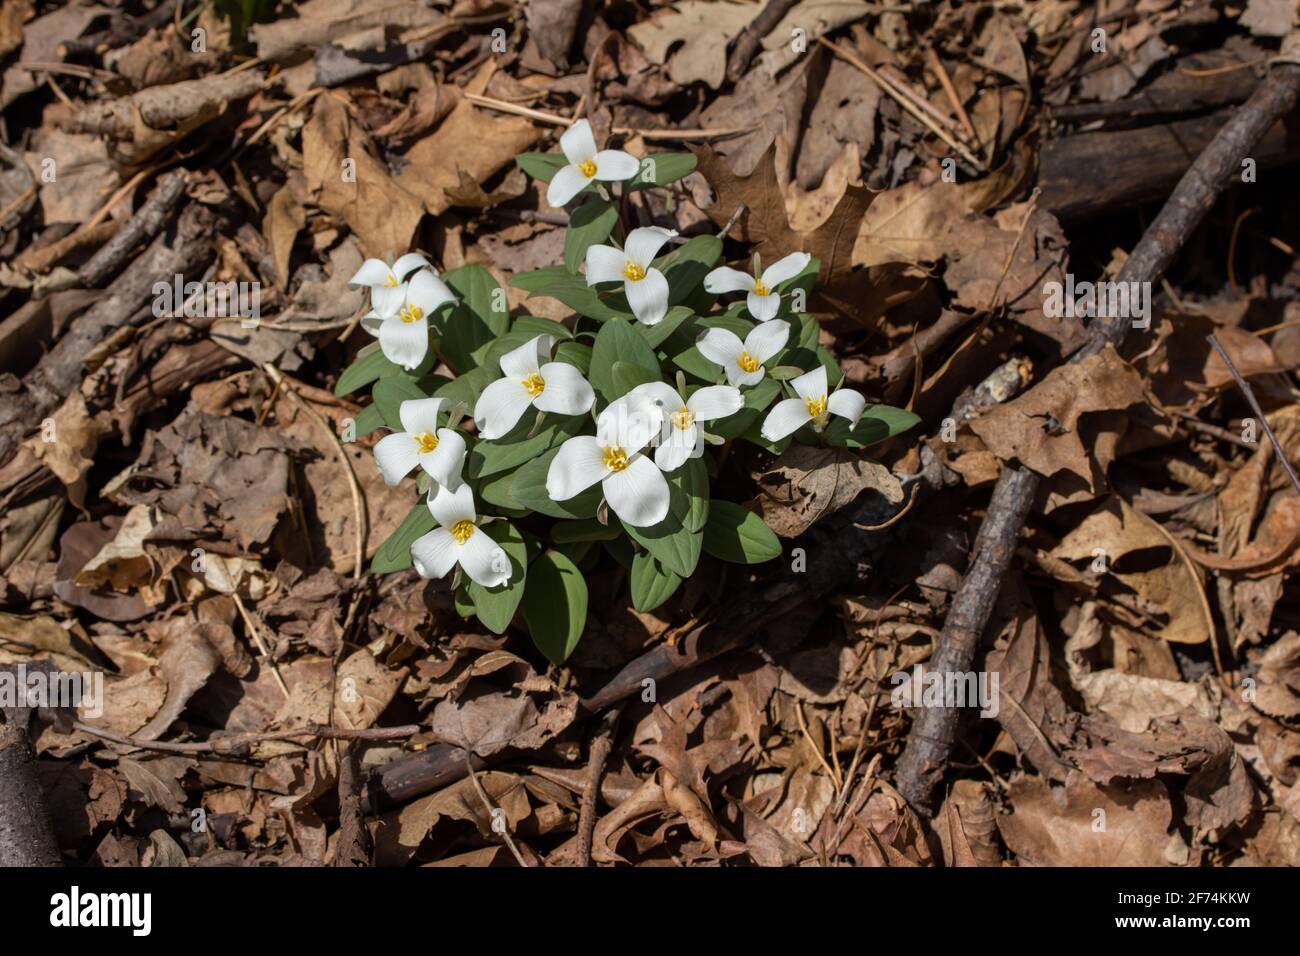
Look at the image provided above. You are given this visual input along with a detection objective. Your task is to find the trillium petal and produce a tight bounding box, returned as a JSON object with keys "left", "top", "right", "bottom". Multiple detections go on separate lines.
{"left": 746, "top": 291, "right": 780, "bottom": 322}
{"left": 791, "top": 365, "right": 828, "bottom": 402}
{"left": 624, "top": 267, "right": 670, "bottom": 326}
{"left": 534, "top": 362, "right": 595, "bottom": 416}
{"left": 597, "top": 394, "right": 662, "bottom": 454}
{"left": 398, "top": 397, "right": 445, "bottom": 436}
{"left": 704, "top": 266, "right": 757, "bottom": 295}
{"left": 374, "top": 432, "right": 420, "bottom": 485}
{"left": 761, "top": 398, "right": 814, "bottom": 442}
{"left": 828, "top": 388, "right": 867, "bottom": 424}
{"left": 348, "top": 259, "right": 391, "bottom": 288}
{"left": 458, "top": 527, "right": 511, "bottom": 588}
{"left": 745, "top": 319, "right": 790, "bottom": 363}
{"left": 378, "top": 315, "right": 428, "bottom": 370}
{"left": 410, "top": 528, "right": 458, "bottom": 580}
{"left": 585, "top": 244, "right": 626, "bottom": 285}
{"left": 593, "top": 150, "right": 640, "bottom": 181}
{"left": 624, "top": 226, "right": 677, "bottom": 268}
{"left": 406, "top": 270, "right": 456, "bottom": 315}
{"left": 760, "top": 251, "right": 812, "bottom": 288}
{"left": 696, "top": 327, "right": 745, "bottom": 369}
{"left": 603, "top": 455, "right": 670, "bottom": 527}
{"left": 629, "top": 381, "right": 682, "bottom": 416}
{"left": 499, "top": 334, "right": 552, "bottom": 380}
{"left": 547, "top": 164, "right": 591, "bottom": 208}
{"left": 371, "top": 283, "right": 406, "bottom": 319}
{"left": 687, "top": 385, "right": 743, "bottom": 422}
{"left": 560, "top": 119, "right": 598, "bottom": 165}
{"left": 361, "top": 313, "right": 383, "bottom": 336}
{"left": 391, "top": 253, "right": 432, "bottom": 280}
{"left": 654, "top": 426, "right": 696, "bottom": 473}
{"left": 428, "top": 482, "right": 476, "bottom": 527}
{"left": 546, "top": 436, "right": 608, "bottom": 501}
{"left": 419, "top": 428, "right": 466, "bottom": 488}
{"left": 474, "top": 376, "right": 534, "bottom": 440}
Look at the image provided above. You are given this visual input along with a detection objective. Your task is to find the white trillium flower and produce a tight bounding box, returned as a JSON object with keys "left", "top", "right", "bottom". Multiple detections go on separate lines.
{"left": 546, "top": 394, "right": 670, "bottom": 528}
{"left": 411, "top": 483, "right": 512, "bottom": 588}
{"left": 348, "top": 253, "right": 431, "bottom": 319}
{"left": 760, "top": 365, "right": 866, "bottom": 442}
{"left": 704, "top": 252, "right": 811, "bottom": 322}
{"left": 585, "top": 225, "right": 678, "bottom": 326}
{"left": 361, "top": 270, "right": 455, "bottom": 370}
{"left": 547, "top": 119, "right": 641, "bottom": 207}
{"left": 373, "top": 397, "right": 466, "bottom": 489}
{"left": 696, "top": 319, "right": 789, "bottom": 387}
{"left": 474, "top": 334, "right": 596, "bottom": 439}
{"left": 628, "top": 381, "right": 743, "bottom": 473}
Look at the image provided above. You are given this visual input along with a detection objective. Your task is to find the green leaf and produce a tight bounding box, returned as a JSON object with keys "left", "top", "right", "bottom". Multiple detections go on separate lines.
{"left": 335, "top": 345, "right": 392, "bottom": 397}
{"left": 464, "top": 521, "right": 528, "bottom": 634}
{"left": 433, "top": 364, "right": 492, "bottom": 411}
{"left": 511, "top": 267, "right": 630, "bottom": 321}
{"left": 564, "top": 200, "right": 618, "bottom": 274}
{"left": 515, "top": 152, "right": 567, "bottom": 183}
{"left": 637, "top": 305, "right": 690, "bottom": 349}
{"left": 372, "top": 375, "right": 429, "bottom": 431}
{"left": 554, "top": 341, "right": 592, "bottom": 376}
{"left": 440, "top": 265, "right": 508, "bottom": 372}
{"left": 353, "top": 402, "right": 384, "bottom": 439}
{"left": 609, "top": 360, "right": 658, "bottom": 398}
{"left": 370, "top": 500, "right": 435, "bottom": 574}
{"left": 551, "top": 518, "right": 621, "bottom": 544}
{"left": 467, "top": 412, "right": 583, "bottom": 479}
{"left": 825, "top": 403, "right": 921, "bottom": 448}
{"left": 658, "top": 235, "right": 722, "bottom": 307}
{"left": 622, "top": 464, "right": 704, "bottom": 577}
{"left": 591, "top": 318, "right": 660, "bottom": 402}
{"left": 630, "top": 551, "right": 682, "bottom": 612}
{"left": 709, "top": 377, "right": 779, "bottom": 439}
{"left": 703, "top": 501, "right": 782, "bottom": 564}
{"left": 627, "top": 152, "right": 698, "bottom": 191}
{"left": 522, "top": 550, "right": 588, "bottom": 663}
{"left": 512, "top": 446, "right": 604, "bottom": 518}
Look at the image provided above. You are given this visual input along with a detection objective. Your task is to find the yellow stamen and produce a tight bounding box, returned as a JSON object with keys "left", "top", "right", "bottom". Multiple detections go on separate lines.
{"left": 602, "top": 446, "right": 629, "bottom": 472}
{"left": 450, "top": 519, "right": 475, "bottom": 545}
{"left": 414, "top": 432, "right": 439, "bottom": 454}
{"left": 737, "top": 351, "right": 760, "bottom": 374}
{"left": 382, "top": 273, "right": 400, "bottom": 288}
{"left": 399, "top": 304, "right": 424, "bottom": 324}
{"left": 521, "top": 372, "right": 546, "bottom": 397}
{"left": 623, "top": 261, "right": 646, "bottom": 282}
{"left": 578, "top": 159, "right": 597, "bottom": 178}
{"left": 805, "top": 394, "right": 828, "bottom": 419}
{"left": 753, "top": 279, "right": 770, "bottom": 297}
{"left": 671, "top": 405, "right": 695, "bottom": 431}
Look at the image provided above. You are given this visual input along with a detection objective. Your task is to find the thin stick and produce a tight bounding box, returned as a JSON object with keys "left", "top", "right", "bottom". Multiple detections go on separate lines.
{"left": 463, "top": 93, "right": 747, "bottom": 140}
{"left": 576, "top": 705, "right": 620, "bottom": 866}
{"left": 72, "top": 720, "right": 419, "bottom": 754}
{"left": 231, "top": 591, "right": 291, "bottom": 697}
{"left": 925, "top": 46, "right": 980, "bottom": 148}
{"left": 465, "top": 754, "right": 529, "bottom": 867}
{"left": 1172, "top": 409, "right": 1253, "bottom": 448}
{"left": 1207, "top": 333, "right": 1300, "bottom": 495}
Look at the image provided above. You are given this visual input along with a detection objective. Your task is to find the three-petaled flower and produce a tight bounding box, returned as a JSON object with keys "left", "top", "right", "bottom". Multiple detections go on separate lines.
{"left": 361, "top": 269, "right": 456, "bottom": 370}
{"left": 760, "top": 365, "right": 866, "bottom": 442}
{"left": 696, "top": 319, "right": 789, "bottom": 387}
{"left": 585, "top": 226, "right": 678, "bottom": 326}
{"left": 473, "top": 334, "right": 596, "bottom": 439}
{"left": 704, "top": 252, "right": 811, "bottom": 322}
{"left": 546, "top": 394, "right": 670, "bottom": 527}
{"left": 348, "top": 253, "right": 431, "bottom": 319}
{"left": 411, "top": 483, "right": 513, "bottom": 588}
{"left": 374, "top": 397, "right": 466, "bottom": 489}
{"left": 628, "top": 381, "right": 742, "bottom": 472}
{"left": 547, "top": 119, "right": 641, "bottom": 208}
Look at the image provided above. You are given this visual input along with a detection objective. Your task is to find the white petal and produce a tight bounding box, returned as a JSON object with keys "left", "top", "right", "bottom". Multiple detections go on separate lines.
{"left": 547, "top": 164, "right": 591, "bottom": 208}
{"left": 410, "top": 528, "right": 458, "bottom": 580}
{"left": 761, "top": 398, "right": 814, "bottom": 442}
{"left": 474, "top": 376, "right": 535, "bottom": 440}
{"left": 406, "top": 270, "right": 456, "bottom": 315}
{"left": 791, "top": 365, "right": 828, "bottom": 402}
{"left": 624, "top": 267, "right": 670, "bottom": 326}
{"left": 603, "top": 455, "right": 670, "bottom": 528}
{"left": 361, "top": 313, "right": 383, "bottom": 336}
{"left": 560, "top": 119, "right": 597, "bottom": 165}
{"left": 828, "top": 388, "right": 867, "bottom": 425}
{"left": 398, "top": 397, "right": 445, "bottom": 436}
{"left": 391, "top": 253, "right": 432, "bottom": 280}
{"left": 654, "top": 426, "right": 696, "bottom": 473}
{"left": 593, "top": 150, "right": 640, "bottom": 181}
{"left": 428, "top": 482, "right": 476, "bottom": 527}
{"left": 760, "top": 251, "right": 811, "bottom": 288}
{"left": 585, "top": 244, "right": 626, "bottom": 285}
{"left": 458, "top": 527, "right": 511, "bottom": 588}
{"left": 746, "top": 290, "right": 780, "bottom": 322}
{"left": 696, "top": 327, "right": 745, "bottom": 369}
{"left": 378, "top": 315, "right": 428, "bottom": 370}
{"left": 597, "top": 394, "right": 662, "bottom": 454}
{"left": 419, "top": 428, "right": 466, "bottom": 488}
{"left": 499, "top": 334, "right": 552, "bottom": 379}
{"left": 546, "top": 436, "right": 608, "bottom": 501}
{"left": 374, "top": 432, "right": 420, "bottom": 485}
{"left": 371, "top": 283, "right": 406, "bottom": 319}
{"left": 687, "top": 385, "right": 743, "bottom": 422}
{"left": 624, "top": 226, "right": 678, "bottom": 268}
{"left": 348, "top": 259, "right": 391, "bottom": 288}
{"left": 703, "top": 267, "right": 756, "bottom": 295}
{"left": 534, "top": 362, "right": 595, "bottom": 416}
{"left": 745, "top": 319, "right": 790, "bottom": 363}
{"left": 628, "top": 381, "right": 682, "bottom": 416}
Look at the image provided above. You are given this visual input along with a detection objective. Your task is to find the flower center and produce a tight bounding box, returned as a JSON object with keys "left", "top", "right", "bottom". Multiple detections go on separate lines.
{"left": 450, "top": 519, "right": 475, "bottom": 545}
{"left": 805, "top": 394, "right": 828, "bottom": 419}
{"left": 521, "top": 372, "right": 546, "bottom": 397}
{"left": 578, "top": 159, "right": 597, "bottom": 178}
{"left": 382, "top": 272, "right": 400, "bottom": 288}
{"left": 753, "top": 279, "right": 770, "bottom": 297}
{"left": 737, "top": 351, "right": 761, "bottom": 373}
{"left": 671, "top": 405, "right": 695, "bottom": 431}
{"left": 602, "top": 445, "right": 629, "bottom": 472}
{"left": 399, "top": 304, "right": 424, "bottom": 324}
{"left": 623, "top": 261, "right": 646, "bottom": 282}
{"left": 414, "top": 431, "right": 439, "bottom": 454}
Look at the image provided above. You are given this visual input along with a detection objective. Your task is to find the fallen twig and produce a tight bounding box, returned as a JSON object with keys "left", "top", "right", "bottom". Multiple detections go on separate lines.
{"left": 575, "top": 705, "right": 621, "bottom": 866}
{"left": 78, "top": 171, "right": 187, "bottom": 288}
{"left": 726, "top": 0, "right": 800, "bottom": 84}
{"left": 1207, "top": 332, "right": 1300, "bottom": 495}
